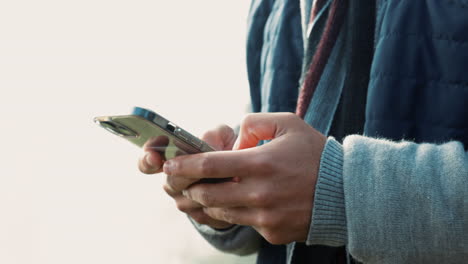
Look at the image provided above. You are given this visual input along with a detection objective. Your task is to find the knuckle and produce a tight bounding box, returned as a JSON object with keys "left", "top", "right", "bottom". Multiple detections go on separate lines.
{"left": 199, "top": 191, "right": 216, "bottom": 207}
{"left": 217, "top": 124, "right": 231, "bottom": 132}
{"left": 250, "top": 155, "right": 274, "bottom": 174}
{"left": 255, "top": 212, "right": 269, "bottom": 228}
{"left": 248, "top": 191, "right": 268, "bottom": 207}
{"left": 217, "top": 124, "right": 234, "bottom": 137}
{"left": 201, "top": 130, "right": 217, "bottom": 141}
{"left": 220, "top": 208, "right": 235, "bottom": 224}
{"left": 199, "top": 156, "right": 214, "bottom": 176}
{"left": 241, "top": 113, "right": 256, "bottom": 127}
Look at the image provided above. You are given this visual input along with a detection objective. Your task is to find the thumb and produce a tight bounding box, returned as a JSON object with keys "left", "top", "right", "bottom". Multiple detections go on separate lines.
{"left": 233, "top": 113, "right": 297, "bottom": 150}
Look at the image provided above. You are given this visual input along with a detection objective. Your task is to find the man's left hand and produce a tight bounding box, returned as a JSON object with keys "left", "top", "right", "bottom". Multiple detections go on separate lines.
{"left": 163, "top": 113, "right": 326, "bottom": 244}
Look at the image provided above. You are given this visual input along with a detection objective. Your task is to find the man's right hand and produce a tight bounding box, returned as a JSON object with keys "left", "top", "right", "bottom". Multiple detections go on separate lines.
{"left": 138, "top": 124, "right": 236, "bottom": 230}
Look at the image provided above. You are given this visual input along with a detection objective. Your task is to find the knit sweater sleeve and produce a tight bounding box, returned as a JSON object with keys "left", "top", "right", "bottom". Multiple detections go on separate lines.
{"left": 189, "top": 218, "right": 262, "bottom": 256}
{"left": 307, "top": 136, "right": 468, "bottom": 263}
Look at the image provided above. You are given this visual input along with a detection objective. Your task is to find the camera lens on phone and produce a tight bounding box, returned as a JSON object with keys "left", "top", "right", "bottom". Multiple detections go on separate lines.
{"left": 99, "top": 121, "right": 137, "bottom": 137}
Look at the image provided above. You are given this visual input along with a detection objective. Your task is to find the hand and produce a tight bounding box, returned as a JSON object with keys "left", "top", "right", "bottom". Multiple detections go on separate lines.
{"left": 163, "top": 113, "right": 326, "bottom": 244}
{"left": 138, "top": 125, "right": 236, "bottom": 229}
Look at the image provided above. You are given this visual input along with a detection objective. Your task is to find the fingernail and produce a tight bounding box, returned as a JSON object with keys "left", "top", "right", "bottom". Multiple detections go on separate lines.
{"left": 163, "top": 160, "right": 173, "bottom": 175}
{"left": 182, "top": 190, "right": 189, "bottom": 198}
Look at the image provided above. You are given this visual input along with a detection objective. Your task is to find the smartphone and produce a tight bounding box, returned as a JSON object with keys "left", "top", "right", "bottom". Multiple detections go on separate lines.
{"left": 94, "top": 107, "right": 215, "bottom": 160}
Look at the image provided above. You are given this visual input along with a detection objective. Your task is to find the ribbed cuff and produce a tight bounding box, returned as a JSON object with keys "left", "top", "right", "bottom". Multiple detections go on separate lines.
{"left": 188, "top": 217, "right": 261, "bottom": 255}
{"left": 189, "top": 216, "right": 240, "bottom": 237}
{"left": 306, "top": 137, "right": 347, "bottom": 247}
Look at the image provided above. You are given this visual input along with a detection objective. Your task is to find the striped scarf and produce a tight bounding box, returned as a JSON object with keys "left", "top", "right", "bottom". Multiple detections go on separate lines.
{"left": 296, "top": 0, "right": 348, "bottom": 118}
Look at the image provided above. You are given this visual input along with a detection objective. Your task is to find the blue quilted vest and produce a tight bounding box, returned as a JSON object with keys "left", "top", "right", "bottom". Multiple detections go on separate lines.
{"left": 366, "top": 1, "right": 468, "bottom": 147}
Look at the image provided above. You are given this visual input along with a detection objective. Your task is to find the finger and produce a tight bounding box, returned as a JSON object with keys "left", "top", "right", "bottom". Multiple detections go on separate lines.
{"left": 144, "top": 135, "right": 170, "bottom": 151}
{"left": 234, "top": 113, "right": 299, "bottom": 150}
{"left": 166, "top": 171, "right": 235, "bottom": 193}
{"left": 201, "top": 128, "right": 224, "bottom": 151}
{"left": 163, "top": 184, "right": 204, "bottom": 211}
{"left": 166, "top": 172, "right": 200, "bottom": 193}
{"left": 201, "top": 125, "right": 236, "bottom": 151}
{"left": 184, "top": 181, "right": 250, "bottom": 208}
{"left": 138, "top": 151, "right": 164, "bottom": 174}
{"left": 175, "top": 197, "right": 203, "bottom": 212}
{"left": 144, "top": 136, "right": 170, "bottom": 160}
{"left": 162, "top": 183, "right": 180, "bottom": 197}
{"left": 188, "top": 209, "right": 235, "bottom": 229}
{"left": 203, "top": 207, "right": 256, "bottom": 226}
{"left": 163, "top": 150, "right": 251, "bottom": 180}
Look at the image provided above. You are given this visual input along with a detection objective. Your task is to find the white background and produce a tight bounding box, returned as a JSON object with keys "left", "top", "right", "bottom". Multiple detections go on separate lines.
{"left": 0, "top": 1, "right": 253, "bottom": 263}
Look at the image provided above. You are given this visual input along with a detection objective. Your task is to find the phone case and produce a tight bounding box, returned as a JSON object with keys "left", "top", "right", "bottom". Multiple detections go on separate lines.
{"left": 94, "top": 107, "right": 214, "bottom": 160}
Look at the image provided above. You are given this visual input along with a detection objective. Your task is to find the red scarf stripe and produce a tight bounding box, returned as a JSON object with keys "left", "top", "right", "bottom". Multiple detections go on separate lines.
{"left": 296, "top": 0, "right": 348, "bottom": 119}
